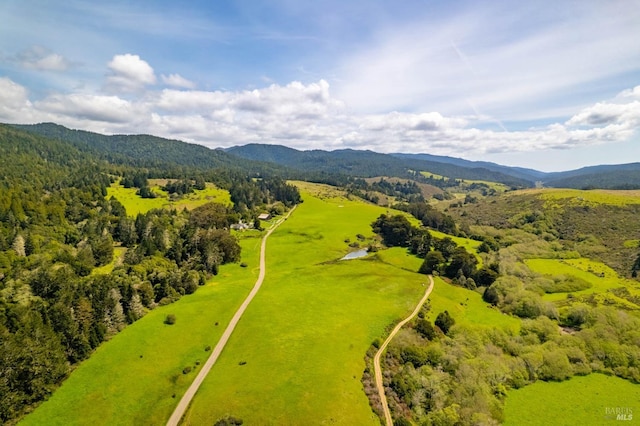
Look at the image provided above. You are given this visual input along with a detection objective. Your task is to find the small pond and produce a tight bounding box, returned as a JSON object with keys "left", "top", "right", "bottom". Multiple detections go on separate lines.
{"left": 340, "top": 249, "right": 368, "bottom": 260}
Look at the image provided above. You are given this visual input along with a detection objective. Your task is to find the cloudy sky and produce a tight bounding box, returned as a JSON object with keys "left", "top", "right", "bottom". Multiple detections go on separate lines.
{"left": 1, "top": 0, "right": 639, "bottom": 171}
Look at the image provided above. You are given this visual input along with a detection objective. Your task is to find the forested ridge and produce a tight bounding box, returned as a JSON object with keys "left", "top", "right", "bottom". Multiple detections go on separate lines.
{"left": 0, "top": 124, "right": 301, "bottom": 423}
{"left": 227, "top": 143, "right": 535, "bottom": 188}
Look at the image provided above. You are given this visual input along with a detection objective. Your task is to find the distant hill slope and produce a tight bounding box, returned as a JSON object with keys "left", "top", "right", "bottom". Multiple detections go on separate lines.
{"left": 226, "top": 143, "right": 534, "bottom": 187}
{"left": 0, "top": 123, "right": 102, "bottom": 186}
{"left": 12, "top": 123, "right": 288, "bottom": 176}
{"left": 544, "top": 164, "right": 640, "bottom": 189}
{"left": 391, "top": 153, "right": 546, "bottom": 182}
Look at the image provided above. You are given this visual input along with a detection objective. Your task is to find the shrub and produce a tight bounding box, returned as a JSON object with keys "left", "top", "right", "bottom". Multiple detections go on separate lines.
{"left": 182, "top": 366, "right": 192, "bottom": 374}
{"left": 415, "top": 318, "right": 437, "bottom": 340}
{"left": 435, "top": 311, "right": 455, "bottom": 335}
{"left": 164, "top": 314, "right": 176, "bottom": 325}
{"left": 214, "top": 415, "right": 244, "bottom": 426}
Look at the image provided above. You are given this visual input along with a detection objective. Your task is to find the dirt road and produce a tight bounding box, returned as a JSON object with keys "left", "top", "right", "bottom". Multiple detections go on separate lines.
{"left": 166, "top": 207, "right": 295, "bottom": 426}
{"left": 373, "top": 275, "right": 434, "bottom": 426}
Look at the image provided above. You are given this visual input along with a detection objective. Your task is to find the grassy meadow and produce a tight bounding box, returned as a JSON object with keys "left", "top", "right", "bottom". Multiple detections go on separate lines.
{"left": 20, "top": 237, "right": 262, "bottom": 426}
{"left": 517, "top": 187, "right": 640, "bottom": 207}
{"left": 525, "top": 258, "right": 640, "bottom": 307}
{"left": 427, "top": 276, "right": 519, "bottom": 332}
{"left": 106, "top": 180, "right": 231, "bottom": 217}
{"left": 182, "top": 187, "right": 427, "bottom": 424}
{"left": 504, "top": 373, "right": 640, "bottom": 425}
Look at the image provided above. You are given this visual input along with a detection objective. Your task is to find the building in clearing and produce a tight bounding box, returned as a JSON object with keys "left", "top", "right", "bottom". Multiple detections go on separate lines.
{"left": 231, "top": 221, "right": 250, "bottom": 231}
{"left": 257, "top": 213, "right": 271, "bottom": 220}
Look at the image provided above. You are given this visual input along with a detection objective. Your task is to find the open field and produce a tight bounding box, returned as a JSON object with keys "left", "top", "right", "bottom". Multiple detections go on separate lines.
{"left": 20, "top": 238, "right": 262, "bottom": 426}
{"left": 419, "top": 171, "right": 510, "bottom": 193}
{"left": 427, "top": 276, "right": 520, "bottom": 332}
{"left": 515, "top": 188, "right": 640, "bottom": 206}
{"left": 504, "top": 373, "right": 640, "bottom": 425}
{"left": 525, "top": 258, "right": 640, "bottom": 305}
{"left": 429, "top": 229, "right": 482, "bottom": 252}
{"left": 107, "top": 180, "right": 231, "bottom": 217}
{"left": 182, "top": 188, "right": 426, "bottom": 424}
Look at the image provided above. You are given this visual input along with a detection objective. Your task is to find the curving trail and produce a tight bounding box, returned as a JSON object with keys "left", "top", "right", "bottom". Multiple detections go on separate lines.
{"left": 166, "top": 206, "right": 296, "bottom": 426}
{"left": 373, "top": 275, "right": 434, "bottom": 426}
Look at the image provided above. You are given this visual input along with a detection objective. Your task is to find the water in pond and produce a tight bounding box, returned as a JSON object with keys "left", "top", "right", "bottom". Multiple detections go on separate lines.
{"left": 341, "top": 249, "right": 368, "bottom": 260}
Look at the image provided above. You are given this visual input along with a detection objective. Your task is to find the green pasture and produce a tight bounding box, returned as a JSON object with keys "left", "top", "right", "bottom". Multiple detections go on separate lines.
{"left": 376, "top": 246, "right": 424, "bottom": 272}
{"left": 518, "top": 188, "right": 640, "bottom": 206}
{"left": 420, "top": 171, "right": 447, "bottom": 180}
{"left": 429, "top": 229, "right": 482, "bottom": 252}
{"left": 21, "top": 238, "right": 262, "bottom": 426}
{"left": 461, "top": 179, "right": 510, "bottom": 192}
{"left": 106, "top": 180, "right": 231, "bottom": 217}
{"left": 427, "top": 276, "right": 520, "bottom": 332}
{"left": 504, "top": 373, "right": 640, "bottom": 425}
{"left": 373, "top": 248, "right": 516, "bottom": 332}
{"left": 525, "top": 258, "right": 638, "bottom": 303}
{"left": 419, "top": 171, "right": 509, "bottom": 193}
{"left": 183, "top": 188, "right": 426, "bottom": 425}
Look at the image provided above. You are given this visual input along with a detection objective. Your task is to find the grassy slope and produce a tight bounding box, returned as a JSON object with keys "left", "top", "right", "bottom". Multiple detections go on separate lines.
{"left": 504, "top": 373, "right": 640, "bottom": 425}
{"left": 525, "top": 258, "right": 640, "bottom": 307}
{"left": 107, "top": 181, "right": 231, "bottom": 217}
{"left": 534, "top": 188, "right": 640, "bottom": 206}
{"left": 183, "top": 189, "right": 425, "bottom": 425}
{"left": 20, "top": 237, "right": 261, "bottom": 426}
{"left": 376, "top": 246, "right": 518, "bottom": 331}
{"left": 428, "top": 277, "right": 520, "bottom": 332}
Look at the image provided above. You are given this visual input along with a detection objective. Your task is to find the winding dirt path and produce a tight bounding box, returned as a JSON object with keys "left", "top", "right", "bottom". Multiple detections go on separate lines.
{"left": 166, "top": 207, "right": 296, "bottom": 426}
{"left": 373, "top": 275, "right": 434, "bottom": 426}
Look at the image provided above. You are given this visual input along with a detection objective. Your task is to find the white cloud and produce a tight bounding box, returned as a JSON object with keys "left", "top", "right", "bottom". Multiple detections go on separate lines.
{"left": 567, "top": 101, "right": 640, "bottom": 127}
{"left": 106, "top": 54, "right": 156, "bottom": 92}
{"left": 155, "top": 89, "right": 231, "bottom": 112}
{"left": 0, "top": 77, "right": 34, "bottom": 121}
{"left": 15, "top": 46, "right": 71, "bottom": 71}
{"left": 619, "top": 85, "right": 640, "bottom": 100}
{"left": 161, "top": 73, "right": 196, "bottom": 89}
{"left": 35, "top": 93, "right": 140, "bottom": 124}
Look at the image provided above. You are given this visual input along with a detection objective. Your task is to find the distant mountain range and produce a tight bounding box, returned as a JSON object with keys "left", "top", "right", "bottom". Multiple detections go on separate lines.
{"left": 226, "top": 143, "right": 640, "bottom": 189}
{"left": 10, "top": 122, "right": 640, "bottom": 189}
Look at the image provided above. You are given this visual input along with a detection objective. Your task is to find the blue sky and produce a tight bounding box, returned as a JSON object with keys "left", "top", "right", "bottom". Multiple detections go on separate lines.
{"left": 1, "top": 0, "right": 639, "bottom": 171}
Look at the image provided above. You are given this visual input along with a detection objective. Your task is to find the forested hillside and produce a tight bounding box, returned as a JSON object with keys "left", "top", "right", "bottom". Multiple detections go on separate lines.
{"left": 13, "top": 123, "right": 291, "bottom": 178}
{"left": 227, "top": 144, "right": 534, "bottom": 188}
{"left": 0, "top": 124, "right": 301, "bottom": 423}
